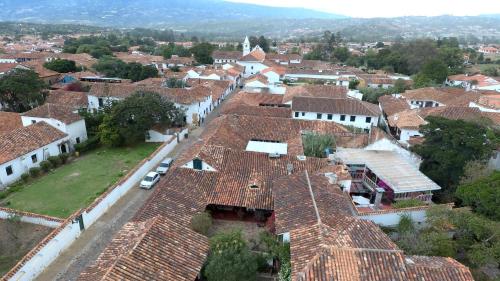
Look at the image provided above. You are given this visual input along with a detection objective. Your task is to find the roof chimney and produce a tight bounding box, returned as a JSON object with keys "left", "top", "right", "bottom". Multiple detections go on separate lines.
{"left": 324, "top": 172, "right": 338, "bottom": 184}
{"left": 374, "top": 187, "right": 385, "bottom": 210}
{"left": 286, "top": 163, "right": 294, "bottom": 175}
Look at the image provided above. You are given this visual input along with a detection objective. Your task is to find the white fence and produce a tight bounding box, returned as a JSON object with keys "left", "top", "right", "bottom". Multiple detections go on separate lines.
{"left": 0, "top": 207, "right": 63, "bottom": 228}
{"left": 3, "top": 129, "right": 187, "bottom": 281}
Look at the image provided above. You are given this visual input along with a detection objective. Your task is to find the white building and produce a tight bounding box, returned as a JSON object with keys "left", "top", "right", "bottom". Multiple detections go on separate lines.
{"left": 21, "top": 103, "right": 88, "bottom": 147}
{"left": 88, "top": 83, "right": 213, "bottom": 126}
{"left": 291, "top": 96, "right": 381, "bottom": 131}
{"left": 0, "top": 122, "right": 70, "bottom": 188}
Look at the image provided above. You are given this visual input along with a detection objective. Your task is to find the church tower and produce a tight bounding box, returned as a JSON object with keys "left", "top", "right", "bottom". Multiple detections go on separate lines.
{"left": 243, "top": 36, "right": 250, "bottom": 56}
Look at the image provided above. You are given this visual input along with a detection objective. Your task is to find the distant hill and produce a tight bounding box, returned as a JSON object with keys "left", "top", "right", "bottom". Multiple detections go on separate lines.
{"left": 0, "top": 0, "right": 345, "bottom": 28}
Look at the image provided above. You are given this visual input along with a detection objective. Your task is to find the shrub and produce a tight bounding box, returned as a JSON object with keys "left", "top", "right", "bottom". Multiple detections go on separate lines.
{"left": 393, "top": 199, "right": 426, "bottom": 209}
{"left": 74, "top": 135, "right": 100, "bottom": 153}
{"left": 48, "top": 156, "right": 62, "bottom": 167}
{"left": 190, "top": 211, "right": 212, "bottom": 235}
{"left": 29, "top": 167, "right": 41, "bottom": 177}
{"left": 40, "top": 160, "right": 52, "bottom": 172}
{"left": 20, "top": 173, "right": 30, "bottom": 183}
{"left": 59, "top": 153, "right": 70, "bottom": 164}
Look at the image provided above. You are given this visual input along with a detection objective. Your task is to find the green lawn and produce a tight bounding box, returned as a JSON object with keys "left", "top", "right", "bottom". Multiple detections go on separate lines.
{"left": 0, "top": 143, "right": 160, "bottom": 218}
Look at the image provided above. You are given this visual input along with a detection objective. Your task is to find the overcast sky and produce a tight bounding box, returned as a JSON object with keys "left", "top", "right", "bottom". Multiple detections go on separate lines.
{"left": 227, "top": 0, "right": 500, "bottom": 18}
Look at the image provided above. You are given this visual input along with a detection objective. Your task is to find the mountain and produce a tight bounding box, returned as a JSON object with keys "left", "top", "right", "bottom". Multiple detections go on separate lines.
{"left": 0, "top": 0, "right": 345, "bottom": 28}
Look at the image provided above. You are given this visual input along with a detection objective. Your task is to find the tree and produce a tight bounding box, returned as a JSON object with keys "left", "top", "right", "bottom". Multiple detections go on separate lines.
{"left": 302, "top": 132, "right": 335, "bottom": 158}
{"left": 93, "top": 57, "right": 158, "bottom": 82}
{"left": 99, "top": 92, "right": 185, "bottom": 146}
{"left": 0, "top": 69, "right": 47, "bottom": 112}
{"left": 257, "top": 35, "right": 270, "bottom": 53}
{"left": 414, "top": 59, "right": 449, "bottom": 87}
{"left": 456, "top": 171, "right": 500, "bottom": 221}
{"left": 333, "top": 47, "right": 350, "bottom": 62}
{"left": 204, "top": 230, "right": 258, "bottom": 281}
{"left": 412, "top": 117, "right": 494, "bottom": 201}
{"left": 348, "top": 79, "right": 360, "bottom": 90}
{"left": 393, "top": 78, "right": 407, "bottom": 93}
{"left": 190, "top": 212, "right": 213, "bottom": 235}
{"left": 190, "top": 42, "right": 214, "bottom": 64}
{"left": 44, "top": 59, "right": 80, "bottom": 73}
{"left": 482, "top": 66, "right": 499, "bottom": 77}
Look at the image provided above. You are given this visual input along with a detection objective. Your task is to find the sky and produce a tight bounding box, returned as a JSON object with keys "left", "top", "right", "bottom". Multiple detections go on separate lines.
{"left": 227, "top": 0, "right": 500, "bottom": 18}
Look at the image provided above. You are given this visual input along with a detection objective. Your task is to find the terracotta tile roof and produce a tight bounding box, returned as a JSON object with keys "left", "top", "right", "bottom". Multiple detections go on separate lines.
{"left": 283, "top": 85, "right": 348, "bottom": 103}
{"left": 78, "top": 216, "right": 209, "bottom": 281}
{"left": 278, "top": 171, "right": 472, "bottom": 281}
{"left": 22, "top": 103, "right": 82, "bottom": 124}
{"left": 222, "top": 104, "right": 292, "bottom": 118}
{"left": 114, "top": 52, "right": 164, "bottom": 65}
{"left": 21, "top": 60, "right": 60, "bottom": 78}
{"left": 273, "top": 172, "right": 355, "bottom": 234}
{"left": 448, "top": 74, "right": 500, "bottom": 88}
{"left": 51, "top": 53, "right": 97, "bottom": 69}
{"left": 476, "top": 94, "right": 500, "bottom": 110}
{"left": 89, "top": 84, "right": 211, "bottom": 105}
{"left": 266, "top": 53, "right": 302, "bottom": 62}
{"left": 0, "top": 112, "right": 23, "bottom": 136}
{"left": 212, "top": 50, "right": 242, "bottom": 60}
{"left": 0, "top": 63, "right": 19, "bottom": 74}
{"left": 358, "top": 74, "right": 395, "bottom": 85}
{"left": 261, "top": 66, "right": 287, "bottom": 76}
{"left": 186, "top": 78, "right": 231, "bottom": 102}
{"left": 174, "top": 145, "right": 329, "bottom": 210}
{"left": 378, "top": 95, "right": 410, "bottom": 116}
{"left": 0, "top": 122, "right": 68, "bottom": 165}
{"left": 165, "top": 56, "right": 195, "bottom": 65}
{"left": 89, "top": 83, "right": 138, "bottom": 99}
{"left": 45, "top": 90, "right": 88, "bottom": 109}
{"left": 245, "top": 73, "right": 269, "bottom": 85}
{"left": 133, "top": 77, "right": 165, "bottom": 86}
{"left": 133, "top": 168, "right": 215, "bottom": 224}
{"left": 195, "top": 114, "right": 351, "bottom": 156}
{"left": 405, "top": 255, "right": 475, "bottom": 281}
{"left": 289, "top": 60, "right": 333, "bottom": 70}
{"left": 240, "top": 48, "right": 266, "bottom": 62}
{"left": 387, "top": 109, "right": 427, "bottom": 130}
{"left": 292, "top": 96, "right": 382, "bottom": 116}
{"left": 402, "top": 87, "right": 468, "bottom": 105}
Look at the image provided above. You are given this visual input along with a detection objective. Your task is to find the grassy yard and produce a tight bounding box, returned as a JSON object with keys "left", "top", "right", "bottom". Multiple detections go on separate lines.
{"left": 0, "top": 143, "right": 160, "bottom": 218}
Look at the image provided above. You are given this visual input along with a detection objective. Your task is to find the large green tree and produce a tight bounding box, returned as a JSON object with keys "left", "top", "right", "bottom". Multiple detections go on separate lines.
{"left": 204, "top": 230, "right": 258, "bottom": 281}
{"left": 412, "top": 117, "right": 494, "bottom": 201}
{"left": 93, "top": 56, "right": 159, "bottom": 82}
{"left": 456, "top": 171, "right": 500, "bottom": 221}
{"left": 0, "top": 69, "right": 46, "bottom": 112}
{"left": 190, "top": 42, "right": 214, "bottom": 64}
{"left": 99, "top": 92, "right": 185, "bottom": 146}
{"left": 413, "top": 59, "right": 449, "bottom": 88}
{"left": 44, "top": 59, "right": 80, "bottom": 73}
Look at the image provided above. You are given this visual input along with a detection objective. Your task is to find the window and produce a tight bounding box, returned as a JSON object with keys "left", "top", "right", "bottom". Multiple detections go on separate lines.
{"left": 327, "top": 114, "right": 333, "bottom": 120}
{"left": 76, "top": 137, "right": 81, "bottom": 144}
{"left": 193, "top": 158, "right": 203, "bottom": 170}
{"left": 301, "top": 112, "right": 305, "bottom": 116}
{"left": 98, "top": 98, "right": 104, "bottom": 107}
{"left": 350, "top": 116, "right": 356, "bottom": 122}
{"left": 294, "top": 112, "right": 299, "bottom": 117}
{"left": 366, "top": 117, "right": 372, "bottom": 123}
{"left": 31, "top": 120, "right": 36, "bottom": 124}
{"left": 5, "top": 165, "right": 13, "bottom": 176}
{"left": 31, "top": 154, "right": 38, "bottom": 163}
{"left": 340, "top": 115, "right": 346, "bottom": 121}
{"left": 316, "top": 113, "right": 322, "bottom": 119}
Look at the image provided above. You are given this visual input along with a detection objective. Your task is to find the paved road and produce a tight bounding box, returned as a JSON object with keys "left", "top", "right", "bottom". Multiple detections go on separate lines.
{"left": 35, "top": 90, "right": 237, "bottom": 281}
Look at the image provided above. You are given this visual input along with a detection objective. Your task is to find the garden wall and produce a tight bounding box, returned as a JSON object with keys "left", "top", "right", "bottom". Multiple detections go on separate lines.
{"left": 2, "top": 128, "right": 188, "bottom": 281}
{"left": 0, "top": 207, "right": 63, "bottom": 228}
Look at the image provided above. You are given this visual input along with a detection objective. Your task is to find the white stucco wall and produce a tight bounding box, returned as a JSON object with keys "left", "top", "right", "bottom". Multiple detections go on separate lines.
{"left": 237, "top": 61, "right": 268, "bottom": 77}
{"left": 21, "top": 116, "right": 88, "bottom": 146}
{"left": 399, "top": 128, "right": 423, "bottom": 142}
{"left": 292, "top": 111, "right": 378, "bottom": 130}
{"left": 0, "top": 138, "right": 68, "bottom": 187}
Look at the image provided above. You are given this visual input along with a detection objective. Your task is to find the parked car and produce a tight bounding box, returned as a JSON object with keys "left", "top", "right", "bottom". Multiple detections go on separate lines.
{"left": 140, "top": 172, "right": 160, "bottom": 189}
{"left": 156, "top": 158, "right": 173, "bottom": 175}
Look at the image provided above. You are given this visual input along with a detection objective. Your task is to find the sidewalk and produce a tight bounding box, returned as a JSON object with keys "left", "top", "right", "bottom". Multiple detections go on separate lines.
{"left": 35, "top": 88, "right": 237, "bottom": 281}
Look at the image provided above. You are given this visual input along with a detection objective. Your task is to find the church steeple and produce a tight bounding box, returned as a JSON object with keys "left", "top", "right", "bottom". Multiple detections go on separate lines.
{"left": 243, "top": 36, "right": 250, "bottom": 56}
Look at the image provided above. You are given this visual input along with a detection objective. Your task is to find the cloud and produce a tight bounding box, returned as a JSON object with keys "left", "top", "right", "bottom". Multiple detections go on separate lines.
{"left": 226, "top": 0, "right": 500, "bottom": 18}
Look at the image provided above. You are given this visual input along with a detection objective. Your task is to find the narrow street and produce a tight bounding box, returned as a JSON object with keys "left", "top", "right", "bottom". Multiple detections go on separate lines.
{"left": 35, "top": 89, "right": 237, "bottom": 281}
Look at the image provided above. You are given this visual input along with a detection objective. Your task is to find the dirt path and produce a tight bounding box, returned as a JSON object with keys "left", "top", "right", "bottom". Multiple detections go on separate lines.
{"left": 35, "top": 88, "right": 237, "bottom": 281}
